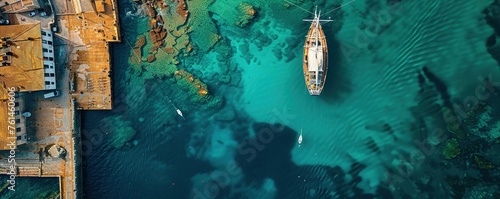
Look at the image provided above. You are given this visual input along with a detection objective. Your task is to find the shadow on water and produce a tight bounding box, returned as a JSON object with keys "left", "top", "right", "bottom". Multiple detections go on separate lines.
{"left": 320, "top": 36, "right": 353, "bottom": 104}
{"left": 316, "top": 5, "right": 352, "bottom": 104}
{"left": 234, "top": 123, "right": 392, "bottom": 199}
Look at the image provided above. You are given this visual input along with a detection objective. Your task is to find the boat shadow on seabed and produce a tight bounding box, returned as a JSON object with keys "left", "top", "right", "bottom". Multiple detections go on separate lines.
{"left": 320, "top": 36, "right": 354, "bottom": 105}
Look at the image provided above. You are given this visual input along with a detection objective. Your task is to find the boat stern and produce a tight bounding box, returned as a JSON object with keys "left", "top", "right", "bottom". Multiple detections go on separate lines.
{"left": 308, "top": 89, "right": 322, "bottom": 95}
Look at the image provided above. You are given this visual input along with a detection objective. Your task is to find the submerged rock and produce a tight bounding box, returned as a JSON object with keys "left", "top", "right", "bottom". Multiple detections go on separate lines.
{"left": 147, "top": 54, "right": 156, "bottom": 62}
{"left": 463, "top": 117, "right": 478, "bottom": 125}
{"left": 464, "top": 184, "right": 499, "bottom": 199}
{"left": 442, "top": 138, "right": 461, "bottom": 159}
{"left": 135, "top": 35, "right": 146, "bottom": 49}
{"left": 236, "top": 2, "right": 257, "bottom": 27}
{"left": 176, "top": 0, "right": 188, "bottom": 19}
{"left": 272, "top": 46, "right": 283, "bottom": 61}
{"left": 214, "top": 105, "right": 236, "bottom": 122}
{"left": 187, "top": 0, "right": 221, "bottom": 52}
{"left": 100, "top": 116, "right": 137, "bottom": 149}
{"left": 230, "top": 71, "right": 242, "bottom": 86}
{"left": 468, "top": 104, "right": 500, "bottom": 142}
{"left": 443, "top": 107, "right": 466, "bottom": 139}
{"left": 173, "top": 70, "right": 223, "bottom": 110}
{"left": 218, "top": 74, "right": 231, "bottom": 84}
{"left": 473, "top": 155, "right": 494, "bottom": 170}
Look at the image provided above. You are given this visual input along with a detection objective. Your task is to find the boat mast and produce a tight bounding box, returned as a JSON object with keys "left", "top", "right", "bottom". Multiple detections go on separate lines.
{"left": 314, "top": 7, "right": 320, "bottom": 90}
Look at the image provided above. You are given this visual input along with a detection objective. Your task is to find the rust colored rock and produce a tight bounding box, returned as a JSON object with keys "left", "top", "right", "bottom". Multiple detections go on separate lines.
{"left": 147, "top": 54, "right": 156, "bottom": 62}
{"left": 156, "top": 2, "right": 164, "bottom": 9}
{"left": 149, "top": 19, "right": 156, "bottom": 29}
{"left": 236, "top": 2, "right": 257, "bottom": 27}
{"left": 150, "top": 30, "right": 158, "bottom": 43}
{"left": 165, "top": 47, "right": 174, "bottom": 53}
{"left": 149, "top": 30, "right": 166, "bottom": 43}
{"left": 147, "top": 4, "right": 156, "bottom": 18}
{"left": 150, "top": 45, "right": 159, "bottom": 53}
{"left": 244, "top": 5, "right": 255, "bottom": 16}
{"left": 156, "top": 15, "right": 164, "bottom": 25}
{"left": 176, "top": 0, "right": 189, "bottom": 18}
{"left": 135, "top": 35, "right": 146, "bottom": 48}
{"left": 158, "top": 31, "right": 167, "bottom": 41}
{"left": 198, "top": 89, "right": 208, "bottom": 96}
{"left": 156, "top": 40, "right": 165, "bottom": 47}
{"left": 174, "top": 70, "right": 210, "bottom": 96}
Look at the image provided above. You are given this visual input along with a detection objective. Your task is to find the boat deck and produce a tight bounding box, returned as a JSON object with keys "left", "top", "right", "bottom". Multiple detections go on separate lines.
{"left": 303, "top": 20, "right": 328, "bottom": 96}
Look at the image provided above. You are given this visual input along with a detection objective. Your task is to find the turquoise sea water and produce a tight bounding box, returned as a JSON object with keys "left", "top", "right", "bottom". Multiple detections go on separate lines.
{"left": 80, "top": 0, "right": 500, "bottom": 199}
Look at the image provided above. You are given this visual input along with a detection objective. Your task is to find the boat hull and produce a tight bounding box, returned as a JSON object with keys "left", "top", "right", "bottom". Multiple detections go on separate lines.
{"left": 303, "top": 21, "right": 328, "bottom": 95}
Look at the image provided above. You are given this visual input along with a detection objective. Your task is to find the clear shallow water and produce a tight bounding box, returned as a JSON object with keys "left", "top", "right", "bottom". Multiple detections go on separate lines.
{"left": 80, "top": 0, "right": 500, "bottom": 199}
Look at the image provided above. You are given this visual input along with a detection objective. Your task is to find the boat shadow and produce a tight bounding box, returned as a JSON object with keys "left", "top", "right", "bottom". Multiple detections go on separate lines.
{"left": 321, "top": 36, "right": 353, "bottom": 104}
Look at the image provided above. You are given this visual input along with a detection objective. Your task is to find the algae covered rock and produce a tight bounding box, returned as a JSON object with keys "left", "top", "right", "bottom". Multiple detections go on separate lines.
{"left": 236, "top": 2, "right": 257, "bottom": 27}
{"left": 173, "top": 70, "right": 223, "bottom": 110}
{"left": 473, "top": 155, "right": 494, "bottom": 170}
{"left": 101, "top": 116, "right": 137, "bottom": 149}
{"left": 187, "top": 0, "right": 220, "bottom": 52}
{"left": 443, "top": 107, "right": 466, "bottom": 139}
{"left": 442, "top": 138, "right": 461, "bottom": 159}
{"left": 230, "top": 71, "right": 242, "bottom": 86}
{"left": 463, "top": 117, "right": 478, "bottom": 125}
{"left": 202, "top": 95, "right": 223, "bottom": 110}
{"left": 218, "top": 74, "right": 231, "bottom": 84}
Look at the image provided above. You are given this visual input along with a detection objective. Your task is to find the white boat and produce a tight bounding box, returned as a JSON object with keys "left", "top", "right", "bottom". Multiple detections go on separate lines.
{"left": 164, "top": 94, "right": 185, "bottom": 120}
{"left": 176, "top": 108, "right": 185, "bottom": 120}
{"left": 298, "top": 128, "right": 303, "bottom": 147}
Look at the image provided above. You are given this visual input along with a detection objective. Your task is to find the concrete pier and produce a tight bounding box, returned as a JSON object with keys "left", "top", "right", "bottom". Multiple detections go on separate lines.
{"left": 0, "top": 0, "right": 120, "bottom": 198}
